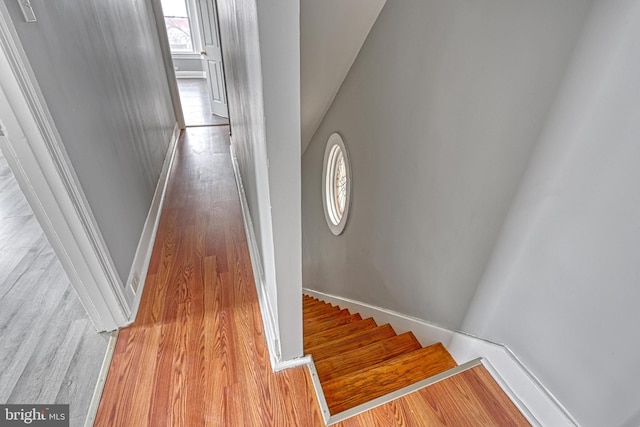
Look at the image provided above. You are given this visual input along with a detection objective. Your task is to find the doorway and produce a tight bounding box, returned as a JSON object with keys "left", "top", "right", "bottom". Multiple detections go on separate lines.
{"left": 160, "top": 0, "right": 229, "bottom": 127}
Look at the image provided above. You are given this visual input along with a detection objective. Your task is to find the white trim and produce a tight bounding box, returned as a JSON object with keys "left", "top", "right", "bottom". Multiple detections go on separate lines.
{"left": 229, "top": 142, "right": 282, "bottom": 371}
{"left": 125, "top": 123, "right": 181, "bottom": 320}
{"left": 150, "top": 0, "right": 185, "bottom": 129}
{"left": 303, "top": 288, "right": 578, "bottom": 427}
{"left": 306, "top": 360, "right": 331, "bottom": 424}
{"left": 274, "top": 355, "right": 312, "bottom": 372}
{"left": 322, "top": 133, "right": 351, "bottom": 236}
{"left": 175, "top": 70, "right": 206, "bottom": 79}
{"left": 84, "top": 331, "right": 118, "bottom": 427}
{"left": 0, "top": 4, "right": 129, "bottom": 331}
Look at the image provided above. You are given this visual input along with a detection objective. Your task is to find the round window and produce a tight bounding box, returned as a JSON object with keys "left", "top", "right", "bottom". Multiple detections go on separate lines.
{"left": 322, "top": 133, "right": 351, "bottom": 235}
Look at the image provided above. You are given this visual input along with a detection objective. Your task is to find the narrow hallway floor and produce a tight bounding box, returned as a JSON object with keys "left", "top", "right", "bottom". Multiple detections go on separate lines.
{"left": 177, "top": 79, "right": 229, "bottom": 127}
{"left": 94, "top": 126, "right": 323, "bottom": 425}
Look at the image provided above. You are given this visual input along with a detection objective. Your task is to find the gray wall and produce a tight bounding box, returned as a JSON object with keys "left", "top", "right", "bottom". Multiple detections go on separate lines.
{"left": 5, "top": 0, "right": 176, "bottom": 284}
{"left": 217, "top": 0, "right": 302, "bottom": 360}
{"left": 463, "top": 1, "right": 640, "bottom": 425}
{"left": 300, "top": 0, "right": 385, "bottom": 150}
{"left": 303, "top": 0, "right": 640, "bottom": 423}
{"left": 303, "top": 0, "right": 591, "bottom": 328}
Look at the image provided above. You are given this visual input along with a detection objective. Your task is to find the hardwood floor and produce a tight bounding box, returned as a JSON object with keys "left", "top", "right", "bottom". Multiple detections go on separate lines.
{"left": 336, "top": 365, "right": 530, "bottom": 426}
{"left": 177, "top": 79, "right": 229, "bottom": 127}
{"left": 0, "top": 149, "right": 109, "bottom": 426}
{"left": 94, "top": 126, "right": 324, "bottom": 426}
{"left": 96, "top": 126, "right": 529, "bottom": 426}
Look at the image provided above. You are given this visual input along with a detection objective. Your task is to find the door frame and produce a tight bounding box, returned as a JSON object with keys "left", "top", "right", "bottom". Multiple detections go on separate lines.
{"left": 0, "top": 3, "right": 129, "bottom": 331}
{"left": 151, "top": 0, "right": 230, "bottom": 125}
{"left": 150, "top": 0, "right": 186, "bottom": 130}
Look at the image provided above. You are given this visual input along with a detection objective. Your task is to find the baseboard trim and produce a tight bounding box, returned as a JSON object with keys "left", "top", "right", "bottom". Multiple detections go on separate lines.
{"left": 84, "top": 331, "right": 118, "bottom": 427}
{"left": 229, "top": 142, "right": 284, "bottom": 371}
{"left": 303, "top": 288, "right": 577, "bottom": 427}
{"left": 126, "top": 123, "right": 180, "bottom": 321}
{"left": 175, "top": 71, "right": 206, "bottom": 79}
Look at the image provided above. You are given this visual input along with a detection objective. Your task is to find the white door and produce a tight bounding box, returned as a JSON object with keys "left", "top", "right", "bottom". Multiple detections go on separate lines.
{"left": 197, "top": 0, "right": 228, "bottom": 118}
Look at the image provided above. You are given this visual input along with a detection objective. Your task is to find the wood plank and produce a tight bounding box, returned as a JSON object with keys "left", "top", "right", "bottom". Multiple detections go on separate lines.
{"left": 304, "top": 318, "right": 377, "bottom": 349}
{"left": 95, "top": 127, "right": 324, "bottom": 426}
{"left": 305, "top": 324, "right": 397, "bottom": 361}
{"left": 323, "top": 343, "right": 457, "bottom": 414}
{"left": 304, "top": 308, "right": 352, "bottom": 328}
{"left": 304, "top": 306, "right": 349, "bottom": 324}
{"left": 336, "top": 365, "right": 530, "bottom": 426}
{"left": 303, "top": 302, "right": 338, "bottom": 317}
{"left": 302, "top": 296, "right": 325, "bottom": 308}
{"left": 315, "top": 332, "right": 422, "bottom": 383}
{"left": 303, "top": 310, "right": 362, "bottom": 335}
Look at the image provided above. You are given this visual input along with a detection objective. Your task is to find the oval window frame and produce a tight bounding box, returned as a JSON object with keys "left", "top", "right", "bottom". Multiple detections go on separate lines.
{"left": 322, "top": 132, "right": 352, "bottom": 236}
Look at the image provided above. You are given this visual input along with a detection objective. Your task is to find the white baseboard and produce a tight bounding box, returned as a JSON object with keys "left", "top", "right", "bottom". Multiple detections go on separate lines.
{"left": 303, "top": 288, "right": 578, "bottom": 427}
{"left": 125, "top": 123, "right": 180, "bottom": 320}
{"left": 175, "top": 71, "right": 206, "bottom": 79}
{"left": 84, "top": 331, "right": 118, "bottom": 427}
{"left": 230, "top": 142, "right": 297, "bottom": 372}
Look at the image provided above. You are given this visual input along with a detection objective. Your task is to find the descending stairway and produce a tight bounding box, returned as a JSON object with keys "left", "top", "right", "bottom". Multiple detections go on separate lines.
{"left": 303, "top": 295, "right": 458, "bottom": 415}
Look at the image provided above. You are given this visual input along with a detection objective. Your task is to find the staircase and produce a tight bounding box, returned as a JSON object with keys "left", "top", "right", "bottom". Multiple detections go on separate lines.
{"left": 303, "top": 294, "right": 458, "bottom": 415}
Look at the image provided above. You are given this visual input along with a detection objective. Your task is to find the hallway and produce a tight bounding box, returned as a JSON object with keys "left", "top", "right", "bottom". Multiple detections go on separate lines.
{"left": 177, "top": 79, "right": 229, "bottom": 127}
{"left": 94, "top": 126, "right": 323, "bottom": 425}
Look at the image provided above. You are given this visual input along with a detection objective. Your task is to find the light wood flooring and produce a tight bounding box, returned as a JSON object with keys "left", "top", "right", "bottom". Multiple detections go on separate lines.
{"left": 177, "top": 78, "right": 229, "bottom": 127}
{"left": 0, "top": 149, "right": 109, "bottom": 426}
{"left": 96, "top": 126, "right": 530, "bottom": 426}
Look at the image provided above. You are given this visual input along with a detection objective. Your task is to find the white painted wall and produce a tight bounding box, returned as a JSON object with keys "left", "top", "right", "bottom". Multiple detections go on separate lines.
{"left": 217, "top": 0, "right": 303, "bottom": 361}
{"left": 4, "top": 0, "right": 176, "bottom": 284}
{"left": 173, "top": 56, "right": 203, "bottom": 73}
{"left": 300, "top": 0, "right": 385, "bottom": 152}
{"left": 463, "top": 1, "right": 640, "bottom": 425}
{"left": 303, "top": 0, "right": 591, "bottom": 329}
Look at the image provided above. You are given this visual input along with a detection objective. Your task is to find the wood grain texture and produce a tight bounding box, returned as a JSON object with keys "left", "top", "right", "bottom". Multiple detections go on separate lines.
{"left": 304, "top": 296, "right": 459, "bottom": 415}
{"left": 335, "top": 366, "right": 531, "bottom": 426}
{"left": 304, "top": 318, "right": 378, "bottom": 349}
{"left": 304, "top": 312, "right": 361, "bottom": 336}
{"left": 315, "top": 332, "right": 422, "bottom": 382}
{"left": 306, "top": 324, "right": 398, "bottom": 362}
{"left": 94, "top": 127, "right": 324, "bottom": 426}
{"left": 323, "top": 343, "right": 457, "bottom": 414}
{"left": 304, "top": 302, "right": 340, "bottom": 318}
{"left": 0, "top": 149, "right": 108, "bottom": 424}
{"left": 304, "top": 307, "right": 351, "bottom": 325}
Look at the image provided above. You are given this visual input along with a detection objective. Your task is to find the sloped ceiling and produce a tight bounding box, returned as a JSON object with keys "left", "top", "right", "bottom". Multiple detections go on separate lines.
{"left": 300, "top": 0, "right": 386, "bottom": 153}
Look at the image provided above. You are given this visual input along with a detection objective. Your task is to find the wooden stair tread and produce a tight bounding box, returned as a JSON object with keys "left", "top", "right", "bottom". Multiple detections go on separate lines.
{"left": 302, "top": 297, "right": 327, "bottom": 310}
{"left": 303, "top": 304, "right": 340, "bottom": 319}
{"left": 304, "top": 312, "right": 362, "bottom": 336}
{"left": 304, "top": 318, "right": 377, "bottom": 349}
{"left": 315, "top": 332, "right": 422, "bottom": 382}
{"left": 323, "top": 343, "right": 457, "bottom": 414}
{"left": 306, "top": 324, "right": 397, "bottom": 361}
{"left": 304, "top": 307, "right": 351, "bottom": 325}
{"left": 303, "top": 300, "right": 334, "bottom": 313}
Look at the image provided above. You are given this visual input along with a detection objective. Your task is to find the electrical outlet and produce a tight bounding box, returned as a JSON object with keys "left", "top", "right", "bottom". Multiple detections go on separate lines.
{"left": 130, "top": 272, "right": 140, "bottom": 294}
